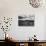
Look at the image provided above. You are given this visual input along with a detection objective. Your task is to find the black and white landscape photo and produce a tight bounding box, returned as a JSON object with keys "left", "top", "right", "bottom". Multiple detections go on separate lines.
{"left": 18, "top": 15, "right": 35, "bottom": 26}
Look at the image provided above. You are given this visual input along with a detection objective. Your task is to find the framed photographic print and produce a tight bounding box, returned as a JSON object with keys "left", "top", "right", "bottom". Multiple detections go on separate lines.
{"left": 18, "top": 15, "right": 35, "bottom": 26}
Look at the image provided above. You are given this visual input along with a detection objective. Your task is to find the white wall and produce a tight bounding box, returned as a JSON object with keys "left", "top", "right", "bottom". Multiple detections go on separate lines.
{"left": 0, "top": 0, "right": 46, "bottom": 40}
